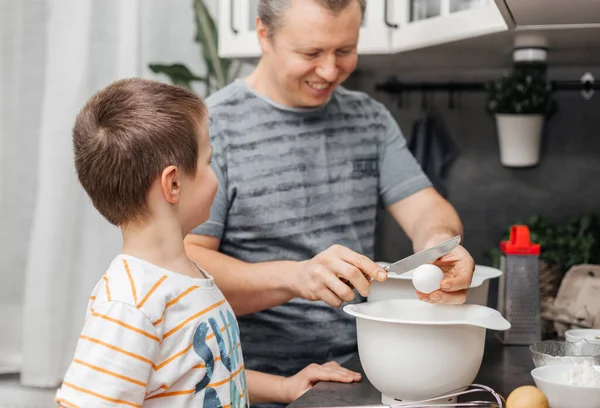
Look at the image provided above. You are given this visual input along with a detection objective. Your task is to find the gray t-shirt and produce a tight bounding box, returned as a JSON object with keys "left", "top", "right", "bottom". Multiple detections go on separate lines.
{"left": 193, "top": 79, "right": 431, "bottom": 379}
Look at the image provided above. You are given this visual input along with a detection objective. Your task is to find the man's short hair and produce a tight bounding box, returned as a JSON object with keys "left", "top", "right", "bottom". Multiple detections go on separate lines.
{"left": 258, "top": 0, "right": 366, "bottom": 38}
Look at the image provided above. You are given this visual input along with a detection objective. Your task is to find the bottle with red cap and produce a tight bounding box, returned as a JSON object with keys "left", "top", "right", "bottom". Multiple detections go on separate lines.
{"left": 497, "top": 225, "right": 542, "bottom": 345}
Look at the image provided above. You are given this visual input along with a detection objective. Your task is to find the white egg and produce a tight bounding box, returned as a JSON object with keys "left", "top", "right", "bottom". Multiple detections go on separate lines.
{"left": 412, "top": 264, "right": 444, "bottom": 294}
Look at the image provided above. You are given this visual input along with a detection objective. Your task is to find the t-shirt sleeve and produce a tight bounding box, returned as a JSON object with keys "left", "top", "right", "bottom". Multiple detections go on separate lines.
{"left": 55, "top": 301, "right": 160, "bottom": 407}
{"left": 377, "top": 108, "right": 432, "bottom": 206}
{"left": 191, "top": 128, "right": 229, "bottom": 239}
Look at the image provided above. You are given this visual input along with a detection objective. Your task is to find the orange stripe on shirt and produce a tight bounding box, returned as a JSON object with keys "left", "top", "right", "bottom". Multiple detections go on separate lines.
{"left": 153, "top": 312, "right": 165, "bottom": 326}
{"left": 162, "top": 298, "right": 227, "bottom": 340}
{"left": 146, "top": 391, "right": 237, "bottom": 405}
{"left": 153, "top": 323, "right": 234, "bottom": 371}
{"left": 153, "top": 343, "right": 193, "bottom": 370}
{"left": 79, "top": 335, "right": 153, "bottom": 365}
{"left": 56, "top": 398, "right": 80, "bottom": 408}
{"left": 145, "top": 389, "right": 195, "bottom": 400}
{"left": 192, "top": 355, "right": 222, "bottom": 369}
{"left": 102, "top": 276, "right": 112, "bottom": 301}
{"left": 152, "top": 287, "right": 216, "bottom": 328}
{"left": 166, "top": 285, "right": 199, "bottom": 309}
{"left": 62, "top": 382, "right": 141, "bottom": 408}
{"left": 91, "top": 311, "right": 159, "bottom": 342}
{"left": 122, "top": 259, "right": 138, "bottom": 305}
{"left": 73, "top": 358, "right": 146, "bottom": 387}
{"left": 137, "top": 275, "right": 167, "bottom": 309}
{"left": 153, "top": 292, "right": 210, "bottom": 326}
{"left": 204, "top": 323, "right": 230, "bottom": 342}
{"left": 208, "top": 365, "right": 245, "bottom": 388}
{"left": 146, "top": 366, "right": 244, "bottom": 402}
{"left": 190, "top": 338, "right": 240, "bottom": 369}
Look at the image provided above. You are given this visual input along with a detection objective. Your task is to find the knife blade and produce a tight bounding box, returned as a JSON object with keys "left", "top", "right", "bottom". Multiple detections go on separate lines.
{"left": 383, "top": 235, "right": 461, "bottom": 275}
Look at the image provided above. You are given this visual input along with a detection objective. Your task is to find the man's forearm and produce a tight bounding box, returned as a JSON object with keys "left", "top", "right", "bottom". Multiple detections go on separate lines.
{"left": 386, "top": 188, "right": 464, "bottom": 253}
{"left": 412, "top": 198, "right": 464, "bottom": 252}
{"left": 185, "top": 243, "right": 299, "bottom": 315}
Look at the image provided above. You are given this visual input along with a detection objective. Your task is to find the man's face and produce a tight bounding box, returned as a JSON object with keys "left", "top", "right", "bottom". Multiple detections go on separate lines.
{"left": 258, "top": 0, "right": 361, "bottom": 108}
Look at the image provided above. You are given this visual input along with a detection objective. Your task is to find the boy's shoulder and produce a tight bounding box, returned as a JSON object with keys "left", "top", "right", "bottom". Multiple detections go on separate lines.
{"left": 89, "top": 255, "right": 220, "bottom": 329}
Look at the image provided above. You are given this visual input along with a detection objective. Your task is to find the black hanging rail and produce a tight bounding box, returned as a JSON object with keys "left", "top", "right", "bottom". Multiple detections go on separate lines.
{"left": 551, "top": 79, "right": 600, "bottom": 92}
{"left": 375, "top": 73, "right": 600, "bottom": 109}
{"left": 375, "top": 80, "right": 486, "bottom": 93}
{"left": 374, "top": 76, "right": 600, "bottom": 94}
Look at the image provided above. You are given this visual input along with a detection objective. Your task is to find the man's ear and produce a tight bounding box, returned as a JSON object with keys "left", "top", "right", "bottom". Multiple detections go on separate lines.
{"left": 256, "top": 17, "right": 272, "bottom": 54}
{"left": 160, "top": 165, "right": 180, "bottom": 204}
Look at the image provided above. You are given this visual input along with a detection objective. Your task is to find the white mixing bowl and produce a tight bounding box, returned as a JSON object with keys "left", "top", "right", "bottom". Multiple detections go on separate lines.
{"left": 369, "top": 264, "right": 502, "bottom": 306}
{"left": 343, "top": 299, "right": 510, "bottom": 404}
{"left": 531, "top": 364, "right": 600, "bottom": 408}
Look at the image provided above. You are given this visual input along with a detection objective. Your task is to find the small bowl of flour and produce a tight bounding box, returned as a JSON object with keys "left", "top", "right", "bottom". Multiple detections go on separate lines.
{"left": 563, "top": 360, "right": 600, "bottom": 387}
{"left": 530, "top": 339, "right": 600, "bottom": 367}
{"left": 531, "top": 361, "right": 600, "bottom": 408}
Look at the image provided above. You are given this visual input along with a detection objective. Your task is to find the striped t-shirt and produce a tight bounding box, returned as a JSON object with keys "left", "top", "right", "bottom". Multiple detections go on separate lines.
{"left": 192, "top": 80, "right": 432, "bottom": 382}
{"left": 55, "top": 254, "right": 248, "bottom": 408}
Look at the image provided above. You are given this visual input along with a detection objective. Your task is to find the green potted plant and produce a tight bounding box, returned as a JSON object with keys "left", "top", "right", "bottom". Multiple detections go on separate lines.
{"left": 487, "top": 213, "right": 600, "bottom": 335}
{"left": 488, "top": 213, "right": 600, "bottom": 292}
{"left": 489, "top": 214, "right": 600, "bottom": 268}
{"left": 486, "top": 67, "right": 556, "bottom": 167}
{"left": 148, "top": 0, "right": 244, "bottom": 96}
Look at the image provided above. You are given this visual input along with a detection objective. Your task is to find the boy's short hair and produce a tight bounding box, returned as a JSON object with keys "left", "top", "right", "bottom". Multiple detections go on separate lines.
{"left": 73, "top": 78, "right": 208, "bottom": 226}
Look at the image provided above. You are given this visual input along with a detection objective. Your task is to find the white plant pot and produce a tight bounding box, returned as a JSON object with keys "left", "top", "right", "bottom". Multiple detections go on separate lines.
{"left": 495, "top": 114, "right": 544, "bottom": 167}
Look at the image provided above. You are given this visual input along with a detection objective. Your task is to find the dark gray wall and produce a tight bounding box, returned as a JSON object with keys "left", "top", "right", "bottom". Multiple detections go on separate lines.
{"left": 345, "top": 66, "right": 600, "bottom": 267}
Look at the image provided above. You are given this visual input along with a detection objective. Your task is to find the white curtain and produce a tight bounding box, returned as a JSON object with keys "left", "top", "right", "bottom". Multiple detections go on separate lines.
{"left": 0, "top": 0, "right": 217, "bottom": 404}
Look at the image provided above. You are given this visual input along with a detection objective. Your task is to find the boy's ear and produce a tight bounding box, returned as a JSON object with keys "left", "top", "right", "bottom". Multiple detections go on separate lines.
{"left": 161, "top": 165, "right": 180, "bottom": 204}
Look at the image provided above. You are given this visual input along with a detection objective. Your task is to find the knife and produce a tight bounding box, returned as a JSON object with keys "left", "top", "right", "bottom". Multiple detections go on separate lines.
{"left": 383, "top": 235, "right": 461, "bottom": 276}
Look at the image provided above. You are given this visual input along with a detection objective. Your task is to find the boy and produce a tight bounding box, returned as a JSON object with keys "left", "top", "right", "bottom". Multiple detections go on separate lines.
{"left": 55, "top": 78, "right": 360, "bottom": 407}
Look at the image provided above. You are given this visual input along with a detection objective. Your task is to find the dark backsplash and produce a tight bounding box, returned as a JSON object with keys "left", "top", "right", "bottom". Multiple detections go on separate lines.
{"left": 345, "top": 67, "right": 600, "bottom": 267}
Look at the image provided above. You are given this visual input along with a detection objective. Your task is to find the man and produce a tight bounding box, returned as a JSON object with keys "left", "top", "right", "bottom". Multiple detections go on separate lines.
{"left": 185, "top": 0, "right": 474, "bottom": 401}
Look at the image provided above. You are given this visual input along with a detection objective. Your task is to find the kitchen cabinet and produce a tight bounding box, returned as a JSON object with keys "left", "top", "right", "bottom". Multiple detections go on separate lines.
{"left": 356, "top": 1, "right": 394, "bottom": 54}
{"left": 218, "top": 0, "right": 260, "bottom": 58}
{"left": 390, "top": 0, "right": 507, "bottom": 52}
{"left": 217, "top": 0, "right": 508, "bottom": 58}
{"left": 216, "top": 0, "right": 600, "bottom": 68}
{"left": 217, "top": 0, "right": 394, "bottom": 57}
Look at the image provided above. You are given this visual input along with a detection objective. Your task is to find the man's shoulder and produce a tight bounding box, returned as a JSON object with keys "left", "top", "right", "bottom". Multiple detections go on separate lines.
{"left": 205, "top": 80, "right": 250, "bottom": 110}
{"left": 333, "top": 85, "right": 387, "bottom": 112}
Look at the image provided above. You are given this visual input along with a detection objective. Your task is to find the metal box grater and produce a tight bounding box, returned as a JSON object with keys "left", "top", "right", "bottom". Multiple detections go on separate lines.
{"left": 496, "top": 225, "right": 542, "bottom": 345}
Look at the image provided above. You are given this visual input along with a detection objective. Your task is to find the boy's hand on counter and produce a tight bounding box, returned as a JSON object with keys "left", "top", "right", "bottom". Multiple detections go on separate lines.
{"left": 280, "top": 361, "right": 362, "bottom": 402}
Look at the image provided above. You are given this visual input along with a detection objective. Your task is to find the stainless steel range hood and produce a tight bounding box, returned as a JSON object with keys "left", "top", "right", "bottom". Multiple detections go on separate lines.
{"left": 495, "top": 0, "right": 600, "bottom": 28}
